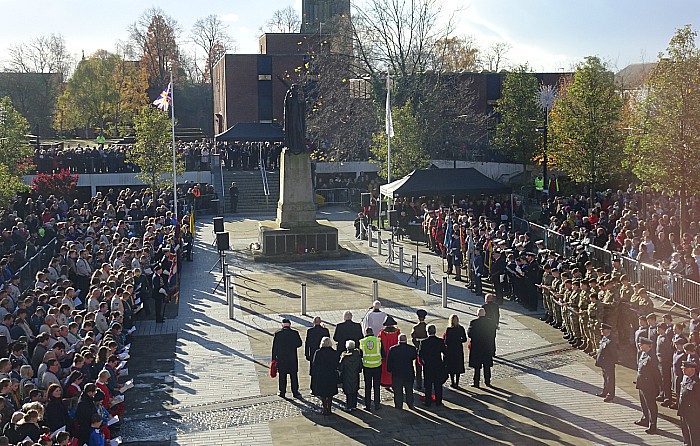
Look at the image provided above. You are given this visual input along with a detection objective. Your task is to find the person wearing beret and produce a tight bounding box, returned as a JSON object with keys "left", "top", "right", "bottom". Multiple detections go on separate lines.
{"left": 419, "top": 324, "right": 447, "bottom": 407}
{"left": 678, "top": 360, "right": 700, "bottom": 446}
{"left": 656, "top": 322, "right": 675, "bottom": 407}
{"left": 472, "top": 247, "right": 485, "bottom": 296}
{"left": 636, "top": 337, "right": 661, "bottom": 434}
{"left": 272, "top": 318, "right": 303, "bottom": 399}
{"left": 595, "top": 323, "right": 618, "bottom": 402}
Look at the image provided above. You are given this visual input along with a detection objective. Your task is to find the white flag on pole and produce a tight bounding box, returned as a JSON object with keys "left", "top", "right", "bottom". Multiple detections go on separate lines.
{"left": 385, "top": 74, "right": 394, "bottom": 137}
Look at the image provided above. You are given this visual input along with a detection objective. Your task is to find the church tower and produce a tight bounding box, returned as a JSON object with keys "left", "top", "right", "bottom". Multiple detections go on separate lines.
{"left": 301, "top": 0, "right": 351, "bottom": 34}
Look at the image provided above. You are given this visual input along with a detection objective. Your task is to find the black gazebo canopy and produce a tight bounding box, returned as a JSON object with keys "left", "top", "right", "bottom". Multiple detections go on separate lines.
{"left": 215, "top": 122, "right": 284, "bottom": 142}
{"left": 380, "top": 168, "right": 511, "bottom": 198}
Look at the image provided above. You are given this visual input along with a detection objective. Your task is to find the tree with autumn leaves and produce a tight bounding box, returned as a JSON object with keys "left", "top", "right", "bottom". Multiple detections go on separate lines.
{"left": 625, "top": 25, "right": 700, "bottom": 237}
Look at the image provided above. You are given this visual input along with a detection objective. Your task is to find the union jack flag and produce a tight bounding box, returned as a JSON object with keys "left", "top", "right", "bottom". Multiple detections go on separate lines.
{"left": 152, "top": 82, "right": 172, "bottom": 111}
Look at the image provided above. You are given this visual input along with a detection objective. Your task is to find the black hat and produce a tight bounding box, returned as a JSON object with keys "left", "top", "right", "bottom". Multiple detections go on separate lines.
{"left": 683, "top": 360, "right": 698, "bottom": 369}
{"left": 281, "top": 318, "right": 291, "bottom": 324}
{"left": 656, "top": 322, "right": 668, "bottom": 330}
{"left": 154, "top": 263, "right": 163, "bottom": 271}
{"left": 94, "top": 390, "right": 106, "bottom": 402}
{"left": 673, "top": 334, "right": 688, "bottom": 344}
{"left": 638, "top": 337, "right": 653, "bottom": 346}
{"left": 416, "top": 309, "right": 427, "bottom": 319}
{"left": 526, "top": 252, "right": 536, "bottom": 257}
{"left": 383, "top": 315, "right": 397, "bottom": 326}
{"left": 11, "top": 275, "right": 19, "bottom": 281}
{"left": 601, "top": 323, "right": 613, "bottom": 331}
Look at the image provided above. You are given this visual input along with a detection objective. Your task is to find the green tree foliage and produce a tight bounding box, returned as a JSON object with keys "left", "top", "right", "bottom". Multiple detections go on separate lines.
{"left": 55, "top": 50, "right": 147, "bottom": 137}
{"left": 128, "top": 106, "right": 183, "bottom": 190}
{"left": 494, "top": 65, "right": 541, "bottom": 164}
{"left": 55, "top": 51, "right": 119, "bottom": 137}
{"left": 0, "top": 97, "right": 32, "bottom": 209}
{"left": 549, "top": 56, "right": 624, "bottom": 199}
{"left": 625, "top": 25, "right": 700, "bottom": 236}
{"left": 370, "top": 101, "right": 429, "bottom": 180}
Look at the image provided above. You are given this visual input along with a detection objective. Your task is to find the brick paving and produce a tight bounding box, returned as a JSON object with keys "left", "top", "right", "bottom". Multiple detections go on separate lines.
{"left": 121, "top": 208, "right": 686, "bottom": 445}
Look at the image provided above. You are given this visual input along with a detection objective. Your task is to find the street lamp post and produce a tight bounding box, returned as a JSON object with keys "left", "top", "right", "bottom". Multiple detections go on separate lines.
{"left": 536, "top": 84, "right": 557, "bottom": 193}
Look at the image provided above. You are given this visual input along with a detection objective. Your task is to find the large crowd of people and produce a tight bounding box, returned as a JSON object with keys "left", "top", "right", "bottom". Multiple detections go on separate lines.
{"left": 538, "top": 188, "right": 700, "bottom": 280}
{"left": 0, "top": 184, "right": 191, "bottom": 445}
{"left": 271, "top": 299, "right": 499, "bottom": 415}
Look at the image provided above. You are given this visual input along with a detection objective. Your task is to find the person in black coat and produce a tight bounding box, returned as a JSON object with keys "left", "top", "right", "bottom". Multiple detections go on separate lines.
{"left": 229, "top": 182, "right": 239, "bottom": 213}
{"left": 443, "top": 314, "right": 467, "bottom": 388}
{"left": 419, "top": 324, "right": 447, "bottom": 407}
{"left": 636, "top": 337, "right": 662, "bottom": 434}
{"left": 44, "top": 383, "right": 71, "bottom": 432}
{"left": 468, "top": 308, "right": 496, "bottom": 388}
{"left": 595, "top": 323, "right": 618, "bottom": 402}
{"left": 333, "top": 311, "right": 363, "bottom": 356}
{"left": 151, "top": 263, "right": 167, "bottom": 323}
{"left": 387, "top": 333, "right": 417, "bottom": 409}
{"left": 482, "top": 294, "right": 501, "bottom": 329}
{"left": 75, "top": 384, "right": 99, "bottom": 445}
{"left": 272, "top": 318, "right": 303, "bottom": 399}
{"left": 310, "top": 337, "right": 338, "bottom": 415}
{"left": 678, "top": 360, "right": 700, "bottom": 446}
{"left": 490, "top": 250, "right": 506, "bottom": 304}
{"left": 472, "top": 247, "right": 486, "bottom": 296}
{"left": 305, "top": 316, "right": 330, "bottom": 379}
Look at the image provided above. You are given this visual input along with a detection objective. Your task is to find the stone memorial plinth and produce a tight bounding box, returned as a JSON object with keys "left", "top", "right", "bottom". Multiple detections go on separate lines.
{"left": 257, "top": 148, "right": 339, "bottom": 260}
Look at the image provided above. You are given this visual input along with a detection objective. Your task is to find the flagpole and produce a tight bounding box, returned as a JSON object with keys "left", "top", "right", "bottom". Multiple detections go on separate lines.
{"left": 386, "top": 72, "right": 392, "bottom": 184}
{"left": 170, "top": 71, "right": 178, "bottom": 223}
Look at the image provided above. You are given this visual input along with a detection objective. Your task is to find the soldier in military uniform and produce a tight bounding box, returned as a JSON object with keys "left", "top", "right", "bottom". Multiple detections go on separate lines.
{"left": 578, "top": 280, "right": 592, "bottom": 353}
{"left": 689, "top": 308, "right": 700, "bottom": 335}
{"left": 557, "top": 278, "right": 574, "bottom": 340}
{"left": 618, "top": 275, "right": 635, "bottom": 347}
{"left": 568, "top": 280, "right": 583, "bottom": 348}
{"left": 600, "top": 280, "right": 620, "bottom": 340}
{"left": 588, "top": 293, "right": 602, "bottom": 357}
{"left": 678, "top": 360, "right": 700, "bottom": 446}
{"left": 636, "top": 337, "right": 661, "bottom": 434}
{"left": 549, "top": 268, "right": 563, "bottom": 329}
{"left": 538, "top": 264, "right": 555, "bottom": 323}
{"left": 595, "top": 323, "right": 618, "bottom": 402}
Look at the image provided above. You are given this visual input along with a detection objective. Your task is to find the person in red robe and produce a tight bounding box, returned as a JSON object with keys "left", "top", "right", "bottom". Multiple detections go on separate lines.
{"left": 378, "top": 315, "right": 401, "bottom": 388}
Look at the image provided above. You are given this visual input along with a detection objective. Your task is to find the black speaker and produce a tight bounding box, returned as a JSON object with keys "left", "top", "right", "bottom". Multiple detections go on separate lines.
{"left": 213, "top": 216, "right": 224, "bottom": 233}
{"left": 216, "top": 231, "right": 229, "bottom": 251}
{"left": 388, "top": 210, "right": 398, "bottom": 227}
{"left": 361, "top": 193, "right": 371, "bottom": 207}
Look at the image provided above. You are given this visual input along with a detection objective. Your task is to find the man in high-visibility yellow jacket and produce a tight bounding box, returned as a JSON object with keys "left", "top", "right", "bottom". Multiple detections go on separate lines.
{"left": 360, "top": 327, "right": 383, "bottom": 410}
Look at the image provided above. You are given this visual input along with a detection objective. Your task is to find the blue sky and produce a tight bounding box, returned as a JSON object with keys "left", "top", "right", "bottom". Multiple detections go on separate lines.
{"left": 0, "top": 0, "right": 694, "bottom": 72}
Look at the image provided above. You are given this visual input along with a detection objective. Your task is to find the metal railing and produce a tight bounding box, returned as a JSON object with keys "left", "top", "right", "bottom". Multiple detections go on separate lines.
{"left": 316, "top": 188, "right": 352, "bottom": 205}
{"left": 16, "top": 237, "right": 57, "bottom": 293}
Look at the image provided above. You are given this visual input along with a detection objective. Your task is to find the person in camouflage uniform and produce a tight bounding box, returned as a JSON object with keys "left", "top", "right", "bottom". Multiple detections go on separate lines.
{"left": 556, "top": 277, "right": 574, "bottom": 339}
{"left": 572, "top": 280, "right": 586, "bottom": 348}
{"left": 618, "top": 275, "right": 635, "bottom": 347}
{"left": 579, "top": 280, "right": 593, "bottom": 353}
{"left": 588, "top": 293, "right": 602, "bottom": 357}
{"left": 549, "top": 269, "right": 563, "bottom": 329}
{"left": 631, "top": 288, "right": 655, "bottom": 321}
{"left": 600, "top": 279, "right": 620, "bottom": 339}
{"left": 540, "top": 264, "right": 555, "bottom": 324}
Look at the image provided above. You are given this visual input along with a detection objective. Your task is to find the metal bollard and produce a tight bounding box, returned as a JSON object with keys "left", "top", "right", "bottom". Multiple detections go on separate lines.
{"left": 426, "top": 265, "right": 432, "bottom": 294}
{"left": 442, "top": 276, "right": 448, "bottom": 308}
{"left": 377, "top": 231, "right": 382, "bottom": 255}
{"left": 372, "top": 279, "right": 379, "bottom": 300}
{"left": 399, "top": 246, "right": 404, "bottom": 273}
{"left": 301, "top": 283, "right": 307, "bottom": 316}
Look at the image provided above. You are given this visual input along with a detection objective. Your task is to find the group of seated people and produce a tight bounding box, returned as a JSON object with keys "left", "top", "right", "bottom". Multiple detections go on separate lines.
{"left": 0, "top": 185, "right": 187, "bottom": 445}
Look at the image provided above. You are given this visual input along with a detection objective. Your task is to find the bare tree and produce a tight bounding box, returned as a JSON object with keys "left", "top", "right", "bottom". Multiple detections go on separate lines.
{"left": 6, "top": 33, "right": 74, "bottom": 135}
{"left": 8, "top": 33, "right": 74, "bottom": 79}
{"left": 260, "top": 6, "right": 301, "bottom": 34}
{"left": 481, "top": 42, "right": 512, "bottom": 72}
{"left": 191, "top": 14, "right": 235, "bottom": 84}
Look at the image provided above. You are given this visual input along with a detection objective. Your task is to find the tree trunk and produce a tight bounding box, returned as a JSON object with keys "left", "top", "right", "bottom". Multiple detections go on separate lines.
{"left": 680, "top": 184, "right": 687, "bottom": 240}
